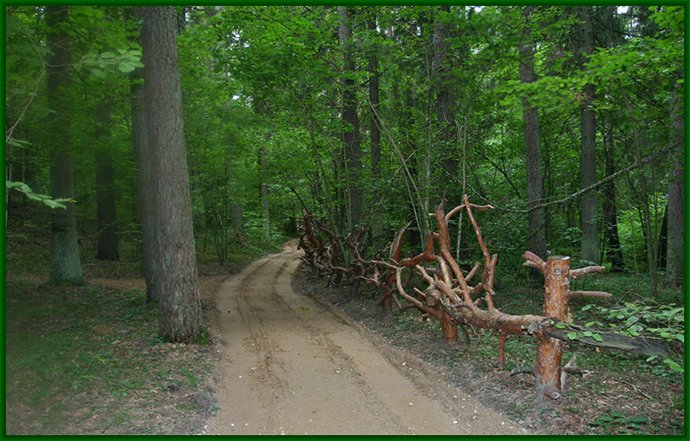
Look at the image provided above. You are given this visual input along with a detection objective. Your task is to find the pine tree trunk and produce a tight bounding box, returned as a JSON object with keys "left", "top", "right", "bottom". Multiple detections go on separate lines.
{"left": 338, "top": 6, "right": 364, "bottom": 230}
{"left": 130, "top": 7, "right": 159, "bottom": 302}
{"left": 46, "top": 6, "right": 84, "bottom": 286}
{"left": 665, "top": 70, "right": 684, "bottom": 287}
{"left": 519, "top": 7, "right": 547, "bottom": 267}
{"left": 94, "top": 106, "right": 119, "bottom": 261}
{"left": 578, "top": 7, "right": 600, "bottom": 264}
{"left": 142, "top": 6, "right": 202, "bottom": 343}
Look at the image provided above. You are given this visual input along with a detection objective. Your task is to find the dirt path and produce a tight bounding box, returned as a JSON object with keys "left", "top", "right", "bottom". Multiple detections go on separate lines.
{"left": 206, "top": 240, "right": 526, "bottom": 435}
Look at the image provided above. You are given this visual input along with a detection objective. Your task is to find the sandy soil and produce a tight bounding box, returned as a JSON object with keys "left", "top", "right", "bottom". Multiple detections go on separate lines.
{"left": 206, "top": 240, "right": 527, "bottom": 435}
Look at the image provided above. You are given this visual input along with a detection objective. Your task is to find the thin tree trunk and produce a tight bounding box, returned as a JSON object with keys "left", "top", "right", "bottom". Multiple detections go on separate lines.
{"left": 130, "top": 7, "right": 158, "bottom": 302}
{"left": 633, "top": 125, "right": 658, "bottom": 285}
{"left": 230, "top": 202, "right": 243, "bottom": 232}
{"left": 602, "top": 125, "right": 624, "bottom": 271}
{"left": 657, "top": 205, "right": 667, "bottom": 269}
{"left": 338, "top": 6, "right": 364, "bottom": 230}
{"left": 578, "top": 7, "right": 600, "bottom": 264}
{"left": 367, "top": 12, "right": 383, "bottom": 240}
{"left": 95, "top": 106, "right": 119, "bottom": 261}
{"left": 46, "top": 6, "right": 84, "bottom": 285}
{"left": 519, "top": 7, "right": 547, "bottom": 267}
{"left": 665, "top": 69, "right": 684, "bottom": 287}
{"left": 142, "top": 6, "right": 202, "bottom": 343}
{"left": 259, "top": 145, "right": 271, "bottom": 240}
{"left": 432, "top": 5, "right": 457, "bottom": 191}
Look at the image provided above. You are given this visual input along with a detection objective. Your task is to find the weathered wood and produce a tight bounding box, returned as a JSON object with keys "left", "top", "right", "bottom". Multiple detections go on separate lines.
{"left": 536, "top": 257, "right": 571, "bottom": 399}
{"left": 570, "top": 265, "right": 605, "bottom": 279}
{"left": 544, "top": 324, "right": 668, "bottom": 358}
{"left": 498, "top": 332, "right": 506, "bottom": 370}
{"left": 568, "top": 290, "right": 612, "bottom": 299}
{"left": 298, "top": 195, "right": 670, "bottom": 401}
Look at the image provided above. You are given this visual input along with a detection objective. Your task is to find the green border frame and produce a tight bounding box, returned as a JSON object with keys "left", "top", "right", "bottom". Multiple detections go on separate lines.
{"left": 1, "top": 1, "right": 687, "bottom": 438}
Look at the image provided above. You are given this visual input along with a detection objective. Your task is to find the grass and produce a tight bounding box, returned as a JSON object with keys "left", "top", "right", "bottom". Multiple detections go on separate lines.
{"left": 5, "top": 281, "right": 216, "bottom": 434}
{"left": 5, "top": 213, "right": 286, "bottom": 434}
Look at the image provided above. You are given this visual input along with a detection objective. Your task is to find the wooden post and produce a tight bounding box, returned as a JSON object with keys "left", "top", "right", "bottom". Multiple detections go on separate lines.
{"left": 536, "top": 256, "right": 570, "bottom": 400}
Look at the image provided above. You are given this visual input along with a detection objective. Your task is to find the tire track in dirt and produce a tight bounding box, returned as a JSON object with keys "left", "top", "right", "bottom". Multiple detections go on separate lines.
{"left": 206, "top": 240, "right": 526, "bottom": 435}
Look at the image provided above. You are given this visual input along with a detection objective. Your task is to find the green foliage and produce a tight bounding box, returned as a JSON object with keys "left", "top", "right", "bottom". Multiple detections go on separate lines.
{"left": 580, "top": 301, "right": 684, "bottom": 375}
{"left": 77, "top": 48, "right": 143, "bottom": 78}
{"left": 6, "top": 180, "right": 74, "bottom": 209}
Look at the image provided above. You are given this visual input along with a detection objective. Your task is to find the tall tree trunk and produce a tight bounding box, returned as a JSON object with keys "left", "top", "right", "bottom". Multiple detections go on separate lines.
{"left": 130, "top": 7, "right": 158, "bottom": 302}
{"left": 338, "top": 6, "right": 364, "bottom": 230}
{"left": 519, "top": 7, "right": 547, "bottom": 266}
{"left": 665, "top": 69, "right": 684, "bottom": 287}
{"left": 432, "top": 5, "right": 457, "bottom": 192}
{"left": 142, "top": 6, "right": 202, "bottom": 343}
{"left": 46, "top": 6, "right": 84, "bottom": 286}
{"left": 578, "top": 7, "right": 600, "bottom": 264}
{"left": 602, "top": 125, "right": 624, "bottom": 271}
{"left": 367, "top": 12, "right": 383, "bottom": 240}
{"left": 259, "top": 145, "right": 271, "bottom": 239}
{"left": 94, "top": 106, "right": 119, "bottom": 261}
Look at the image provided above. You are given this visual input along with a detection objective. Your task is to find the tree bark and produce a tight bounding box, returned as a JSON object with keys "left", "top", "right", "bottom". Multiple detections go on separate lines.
{"left": 130, "top": 7, "right": 159, "bottom": 302}
{"left": 432, "top": 6, "right": 458, "bottom": 190}
{"left": 46, "top": 6, "right": 84, "bottom": 286}
{"left": 602, "top": 125, "right": 624, "bottom": 271}
{"left": 536, "top": 257, "right": 569, "bottom": 400}
{"left": 142, "top": 6, "right": 203, "bottom": 343}
{"left": 338, "top": 6, "right": 364, "bottom": 230}
{"left": 665, "top": 69, "right": 684, "bottom": 287}
{"left": 578, "top": 7, "right": 600, "bottom": 264}
{"left": 230, "top": 201, "right": 243, "bottom": 232}
{"left": 259, "top": 146, "right": 271, "bottom": 240}
{"left": 94, "top": 106, "right": 119, "bottom": 261}
{"left": 367, "top": 12, "right": 383, "bottom": 240}
{"left": 519, "top": 7, "right": 547, "bottom": 267}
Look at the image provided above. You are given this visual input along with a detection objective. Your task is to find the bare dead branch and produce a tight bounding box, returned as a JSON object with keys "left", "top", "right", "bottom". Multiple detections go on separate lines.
{"left": 522, "top": 251, "right": 546, "bottom": 273}
{"left": 570, "top": 266, "right": 605, "bottom": 279}
{"left": 568, "top": 290, "right": 612, "bottom": 299}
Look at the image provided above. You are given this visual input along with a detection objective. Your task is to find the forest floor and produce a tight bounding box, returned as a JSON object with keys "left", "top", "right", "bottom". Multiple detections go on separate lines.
{"left": 6, "top": 227, "right": 683, "bottom": 435}
{"left": 206, "top": 239, "right": 524, "bottom": 435}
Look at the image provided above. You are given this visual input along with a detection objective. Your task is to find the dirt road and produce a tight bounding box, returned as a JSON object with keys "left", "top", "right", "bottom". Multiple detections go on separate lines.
{"left": 206, "top": 241, "right": 525, "bottom": 435}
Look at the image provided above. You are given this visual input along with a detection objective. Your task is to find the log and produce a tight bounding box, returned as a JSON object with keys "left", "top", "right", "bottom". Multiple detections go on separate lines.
{"left": 544, "top": 325, "right": 668, "bottom": 358}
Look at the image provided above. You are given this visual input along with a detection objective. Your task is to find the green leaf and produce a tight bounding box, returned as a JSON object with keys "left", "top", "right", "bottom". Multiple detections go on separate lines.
{"left": 591, "top": 333, "right": 603, "bottom": 342}
{"left": 567, "top": 332, "right": 579, "bottom": 340}
{"left": 663, "top": 358, "right": 684, "bottom": 373}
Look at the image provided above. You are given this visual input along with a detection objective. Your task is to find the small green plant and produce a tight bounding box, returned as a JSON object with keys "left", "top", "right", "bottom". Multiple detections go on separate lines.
{"left": 590, "top": 410, "right": 649, "bottom": 434}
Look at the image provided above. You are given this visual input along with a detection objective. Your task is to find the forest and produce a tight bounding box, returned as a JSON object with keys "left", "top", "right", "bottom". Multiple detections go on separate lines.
{"left": 5, "top": 5, "right": 685, "bottom": 435}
